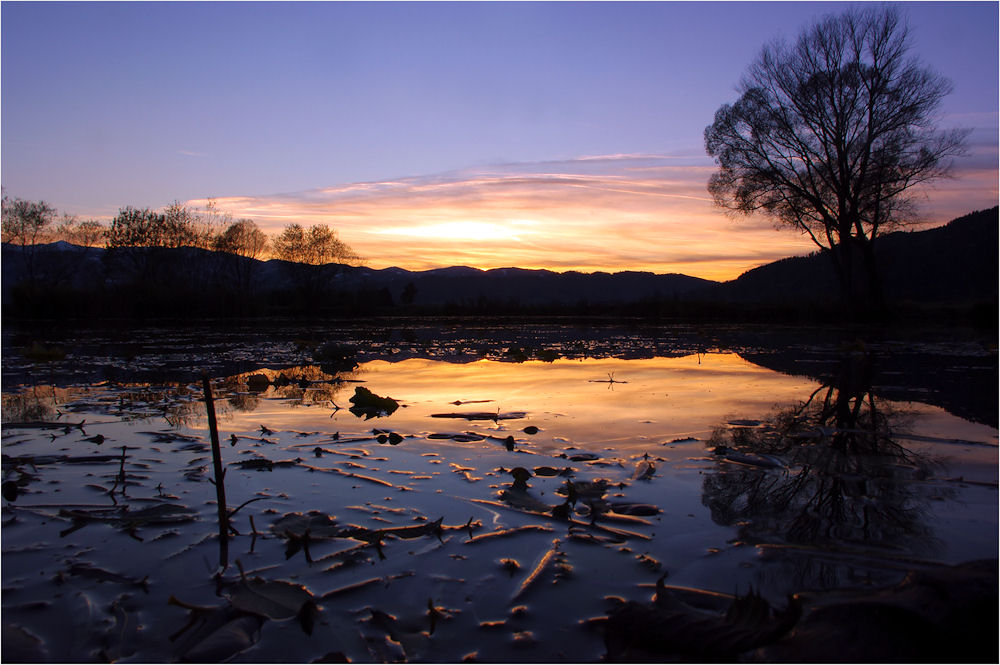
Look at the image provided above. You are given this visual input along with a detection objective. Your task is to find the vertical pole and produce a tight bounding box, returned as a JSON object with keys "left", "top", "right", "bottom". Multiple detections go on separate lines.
{"left": 202, "top": 373, "right": 229, "bottom": 569}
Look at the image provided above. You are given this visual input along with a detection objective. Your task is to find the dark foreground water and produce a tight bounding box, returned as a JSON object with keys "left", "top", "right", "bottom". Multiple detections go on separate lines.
{"left": 2, "top": 321, "right": 997, "bottom": 662}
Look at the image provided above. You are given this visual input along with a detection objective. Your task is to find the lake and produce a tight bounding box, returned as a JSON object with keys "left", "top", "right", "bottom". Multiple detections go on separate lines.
{"left": 2, "top": 321, "right": 997, "bottom": 662}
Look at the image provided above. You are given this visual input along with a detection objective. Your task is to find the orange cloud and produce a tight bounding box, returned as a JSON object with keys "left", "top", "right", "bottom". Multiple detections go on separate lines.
{"left": 187, "top": 151, "right": 997, "bottom": 282}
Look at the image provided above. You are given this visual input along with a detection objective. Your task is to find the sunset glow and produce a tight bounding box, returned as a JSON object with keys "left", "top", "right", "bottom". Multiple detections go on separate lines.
{"left": 184, "top": 155, "right": 816, "bottom": 280}
{"left": 185, "top": 151, "right": 996, "bottom": 280}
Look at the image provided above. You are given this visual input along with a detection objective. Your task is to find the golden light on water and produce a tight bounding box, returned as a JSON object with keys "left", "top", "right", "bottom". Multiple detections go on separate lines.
{"left": 215, "top": 354, "right": 823, "bottom": 449}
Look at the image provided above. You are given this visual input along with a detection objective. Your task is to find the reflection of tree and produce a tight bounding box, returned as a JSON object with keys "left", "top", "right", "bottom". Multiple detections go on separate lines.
{"left": 1, "top": 365, "right": 364, "bottom": 430}
{"left": 219, "top": 365, "right": 364, "bottom": 413}
{"left": 1, "top": 386, "right": 59, "bottom": 422}
{"left": 113, "top": 385, "right": 215, "bottom": 428}
{"left": 703, "top": 352, "right": 942, "bottom": 563}
{"left": 227, "top": 392, "right": 260, "bottom": 413}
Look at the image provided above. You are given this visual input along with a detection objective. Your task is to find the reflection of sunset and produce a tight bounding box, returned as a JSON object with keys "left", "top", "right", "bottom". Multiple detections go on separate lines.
{"left": 214, "top": 354, "right": 823, "bottom": 450}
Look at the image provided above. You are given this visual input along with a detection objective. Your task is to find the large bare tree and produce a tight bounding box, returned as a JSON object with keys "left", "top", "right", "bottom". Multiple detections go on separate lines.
{"left": 704, "top": 6, "right": 967, "bottom": 312}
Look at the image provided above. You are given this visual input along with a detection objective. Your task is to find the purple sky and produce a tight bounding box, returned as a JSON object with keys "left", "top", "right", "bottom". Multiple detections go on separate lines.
{"left": 2, "top": 2, "right": 997, "bottom": 276}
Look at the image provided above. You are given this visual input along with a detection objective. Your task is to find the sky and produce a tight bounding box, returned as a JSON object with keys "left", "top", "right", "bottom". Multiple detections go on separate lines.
{"left": 2, "top": 1, "right": 997, "bottom": 280}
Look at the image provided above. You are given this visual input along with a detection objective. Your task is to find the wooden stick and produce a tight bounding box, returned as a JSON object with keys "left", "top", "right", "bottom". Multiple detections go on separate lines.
{"left": 108, "top": 445, "right": 128, "bottom": 498}
{"left": 202, "top": 373, "right": 229, "bottom": 569}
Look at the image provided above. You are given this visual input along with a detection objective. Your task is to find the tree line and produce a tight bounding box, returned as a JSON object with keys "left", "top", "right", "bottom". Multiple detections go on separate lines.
{"left": 1, "top": 196, "right": 366, "bottom": 318}
{"left": 1, "top": 195, "right": 361, "bottom": 266}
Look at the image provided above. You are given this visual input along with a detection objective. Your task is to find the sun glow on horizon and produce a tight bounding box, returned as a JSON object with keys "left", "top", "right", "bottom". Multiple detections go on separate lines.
{"left": 183, "top": 152, "right": 998, "bottom": 282}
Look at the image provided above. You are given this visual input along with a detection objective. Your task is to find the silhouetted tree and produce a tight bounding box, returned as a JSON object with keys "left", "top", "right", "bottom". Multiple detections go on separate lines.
{"left": 216, "top": 218, "right": 268, "bottom": 259}
{"left": 272, "top": 223, "right": 360, "bottom": 265}
{"left": 1, "top": 196, "right": 56, "bottom": 283}
{"left": 104, "top": 205, "right": 211, "bottom": 309}
{"left": 272, "top": 223, "right": 362, "bottom": 308}
{"left": 56, "top": 216, "right": 106, "bottom": 247}
{"left": 106, "top": 206, "right": 188, "bottom": 250}
{"left": 215, "top": 218, "right": 269, "bottom": 308}
{"left": 704, "top": 6, "right": 967, "bottom": 315}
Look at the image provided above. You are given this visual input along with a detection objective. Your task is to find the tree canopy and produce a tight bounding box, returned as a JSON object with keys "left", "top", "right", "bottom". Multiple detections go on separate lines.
{"left": 272, "top": 223, "right": 362, "bottom": 266}
{"left": 1, "top": 196, "right": 56, "bottom": 248}
{"left": 704, "top": 6, "right": 967, "bottom": 311}
{"left": 215, "top": 218, "right": 268, "bottom": 259}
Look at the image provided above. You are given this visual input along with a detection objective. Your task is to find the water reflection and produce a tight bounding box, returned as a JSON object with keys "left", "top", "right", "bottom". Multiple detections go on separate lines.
{"left": 2, "top": 385, "right": 64, "bottom": 422}
{"left": 702, "top": 351, "right": 948, "bottom": 589}
{"left": 209, "top": 355, "right": 822, "bottom": 450}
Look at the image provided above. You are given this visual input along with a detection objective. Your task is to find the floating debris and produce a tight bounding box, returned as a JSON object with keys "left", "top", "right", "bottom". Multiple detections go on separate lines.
{"left": 430, "top": 411, "right": 527, "bottom": 421}
{"left": 609, "top": 502, "right": 660, "bottom": 516}
{"left": 232, "top": 458, "right": 276, "bottom": 471}
{"left": 227, "top": 577, "right": 316, "bottom": 622}
{"left": 603, "top": 580, "right": 799, "bottom": 660}
{"left": 64, "top": 562, "right": 150, "bottom": 592}
{"left": 349, "top": 387, "right": 400, "bottom": 419}
{"left": 427, "top": 432, "right": 485, "bottom": 443}
{"left": 632, "top": 459, "right": 655, "bottom": 480}
{"left": 511, "top": 539, "right": 564, "bottom": 603}
{"left": 375, "top": 432, "right": 404, "bottom": 445}
{"left": 270, "top": 511, "right": 341, "bottom": 540}
{"left": 465, "top": 525, "right": 554, "bottom": 544}
{"left": 58, "top": 503, "right": 197, "bottom": 537}
{"left": 168, "top": 597, "right": 265, "bottom": 661}
{"left": 533, "top": 466, "right": 571, "bottom": 477}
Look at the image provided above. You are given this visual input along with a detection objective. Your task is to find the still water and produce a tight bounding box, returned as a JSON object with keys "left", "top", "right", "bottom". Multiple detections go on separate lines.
{"left": 2, "top": 323, "right": 996, "bottom": 661}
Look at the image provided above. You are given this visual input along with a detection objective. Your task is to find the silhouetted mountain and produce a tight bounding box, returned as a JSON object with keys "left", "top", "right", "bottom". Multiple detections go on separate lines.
{"left": 712, "top": 207, "right": 998, "bottom": 306}
{"left": 323, "top": 265, "right": 712, "bottom": 307}
{"left": 2, "top": 207, "right": 995, "bottom": 319}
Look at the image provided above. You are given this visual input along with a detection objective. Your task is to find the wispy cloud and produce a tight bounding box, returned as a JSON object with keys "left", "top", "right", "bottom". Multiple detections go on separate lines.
{"left": 178, "top": 149, "right": 207, "bottom": 157}
{"left": 187, "top": 150, "right": 996, "bottom": 280}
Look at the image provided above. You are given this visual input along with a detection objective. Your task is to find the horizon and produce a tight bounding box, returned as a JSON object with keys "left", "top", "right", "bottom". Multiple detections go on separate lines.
{"left": 24, "top": 202, "right": 996, "bottom": 286}
{"left": 2, "top": 1, "right": 997, "bottom": 281}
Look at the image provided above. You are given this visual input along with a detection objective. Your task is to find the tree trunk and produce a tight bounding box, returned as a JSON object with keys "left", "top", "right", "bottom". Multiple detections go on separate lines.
{"left": 829, "top": 238, "right": 886, "bottom": 320}
{"left": 860, "top": 239, "right": 886, "bottom": 316}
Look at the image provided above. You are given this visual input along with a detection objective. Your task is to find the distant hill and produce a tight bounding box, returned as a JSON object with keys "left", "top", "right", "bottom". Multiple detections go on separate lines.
{"left": 711, "top": 207, "right": 998, "bottom": 306}
{"left": 322, "top": 265, "right": 713, "bottom": 307}
{"left": 2, "top": 207, "right": 996, "bottom": 318}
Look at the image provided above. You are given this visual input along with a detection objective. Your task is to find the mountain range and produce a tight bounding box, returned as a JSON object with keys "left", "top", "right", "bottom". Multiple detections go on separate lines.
{"left": 2, "top": 207, "right": 996, "bottom": 316}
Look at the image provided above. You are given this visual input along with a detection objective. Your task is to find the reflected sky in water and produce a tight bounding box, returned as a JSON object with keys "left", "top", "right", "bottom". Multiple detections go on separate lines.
{"left": 214, "top": 354, "right": 998, "bottom": 456}
{"left": 216, "top": 354, "right": 822, "bottom": 450}
{"left": 2, "top": 347, "right": 996, "bottom": 662}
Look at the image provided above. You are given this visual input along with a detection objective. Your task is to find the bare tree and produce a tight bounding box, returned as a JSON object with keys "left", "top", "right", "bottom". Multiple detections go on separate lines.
{"left": 272, "top": 223, "right": 361, "bottom": 265}
{"left": 216, "top": 218, "right": 268, "bottom": 260}
{"left": 56, "top": 215, "right": 106, "bottom": 247}
{"left": 185, "top": 199, "right": 231, "bottom": 250}
{"left": 1, "top": 196, "right": 56, "bottom": 246}
{"left": 104, "top": 205, "right": 208, "bottom": 297}
{"left": 704, "top": 6, "right": 967, "bottom": 313}
{"left": 215, "top": 218, "right": 269, "bottom": 300}
{"left": 2, "top": 196, "right": 57, "bottom": 283}
{"left": 272, "top": 223, "right": 362, "bottom": 306}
